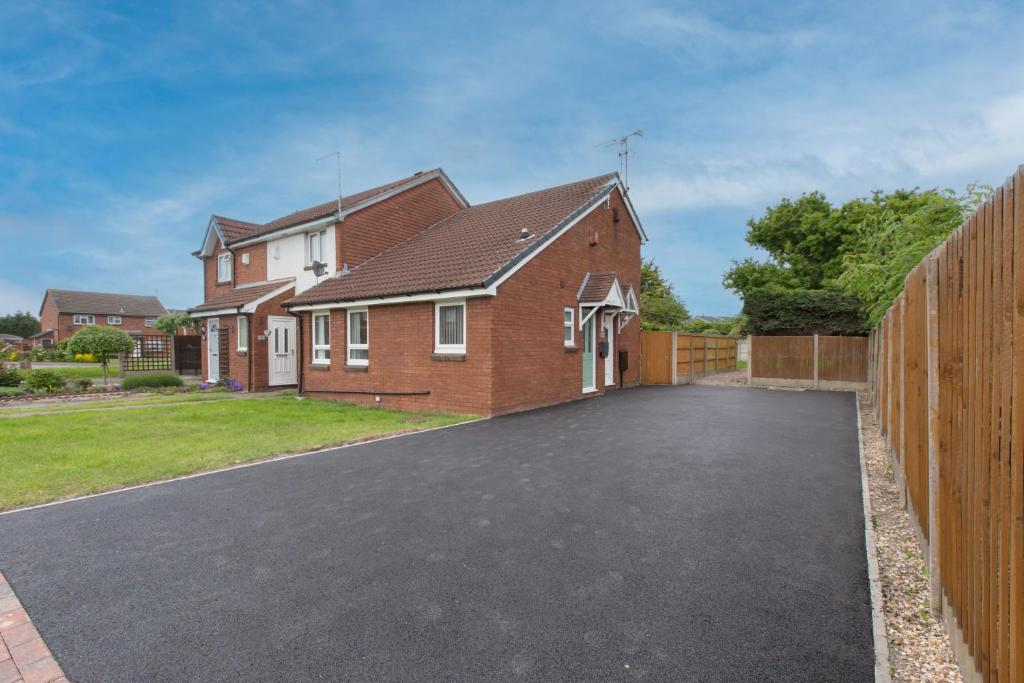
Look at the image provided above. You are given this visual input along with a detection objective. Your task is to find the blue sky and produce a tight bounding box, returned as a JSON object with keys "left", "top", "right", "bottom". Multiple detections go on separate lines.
{"left": 2, "top": 1, "right": 1024, "bottom": 317}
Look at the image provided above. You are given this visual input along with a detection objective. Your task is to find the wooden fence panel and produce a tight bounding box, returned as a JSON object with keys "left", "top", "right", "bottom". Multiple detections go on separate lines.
{"left": 817, "top": 336, "right": 869, "bottom": 382}
{"left": 750, "top": 336, "right": 814, "bottom": 380}
{"left": 641, "top": 332, "right": 740, "bottom": 385}
{"left": 869, "top": 165, "right": 1024, "bottom": 682}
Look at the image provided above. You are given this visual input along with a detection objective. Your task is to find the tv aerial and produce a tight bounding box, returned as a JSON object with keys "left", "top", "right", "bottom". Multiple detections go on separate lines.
{"left": 317, "top": 150, "right": 343, "bottom": 218}
{"left": 599, "top": 129, "right": 643, "bottom": 191}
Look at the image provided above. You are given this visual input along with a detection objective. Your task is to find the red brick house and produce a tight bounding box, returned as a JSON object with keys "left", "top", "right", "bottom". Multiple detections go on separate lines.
{"left": 283, "top": 172, "right": 644, "bottom": 416}
{"left": 37, "top": 290, "right": 169, "bottom": 346}
{"left": 188, "top": 169, "right": 467, "bottom": 391}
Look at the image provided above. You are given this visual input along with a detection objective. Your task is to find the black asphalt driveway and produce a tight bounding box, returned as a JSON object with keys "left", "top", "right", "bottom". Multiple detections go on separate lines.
{"left": 0, "top": 386, "right": 871, "bottom": 681}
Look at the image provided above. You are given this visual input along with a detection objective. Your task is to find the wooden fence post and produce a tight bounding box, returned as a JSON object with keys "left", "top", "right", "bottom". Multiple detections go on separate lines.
{"left": 671, "top": 332, "right": 678, "bottom": 386}
{"left": 898, "top": 293, "right": 908, "bottom": 510}
{"left": 813, "top": 333, "right": 820, "bottom": 389}
{"left": 746, "top": 336, "right": 752, "bottom": 385}
{"left": 689, "top": 337, "right": 695, "bottom": 383}
{"left": 926, "top": 255, "right": 942, "bottom": 614}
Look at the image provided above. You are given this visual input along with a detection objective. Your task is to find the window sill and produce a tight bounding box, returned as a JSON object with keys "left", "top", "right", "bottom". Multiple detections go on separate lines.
{"left": 236, "top": 350, "right": 248, "bottom": 357}
{"left": 344, "top": 364, "right": 369, "bottom": 372}
{"left": 432, "top": 353, "right": 466, "bottom": 362}
{"left": 309, "top": 364, "right": 330, "bottom": 371}
{"left": 564, "top": 346, "right": 578, "bottom": 353}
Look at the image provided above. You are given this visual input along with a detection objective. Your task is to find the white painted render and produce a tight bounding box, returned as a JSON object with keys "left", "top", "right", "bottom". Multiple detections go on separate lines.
{"left": 266, "top": 226, "right": 335, "bottom": 294}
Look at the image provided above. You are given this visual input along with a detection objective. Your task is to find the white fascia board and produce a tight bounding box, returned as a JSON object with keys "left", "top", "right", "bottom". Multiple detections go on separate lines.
{"left": 195, "top": 219, "right": 226, "bottom": 259}
{"left": 240, "top": 281, "right": 296, "bottom": 313}
{"left": 228, "top": 170, "right": 461, "bottom": 250}
{"left": 188, "top": 307, "right": 238, "bottom": 318}
{"left": 287, "top": 287, "right": 493, "bottom": 312}
{"left": 230, "top": 215, "right": 336, "bottom": 249}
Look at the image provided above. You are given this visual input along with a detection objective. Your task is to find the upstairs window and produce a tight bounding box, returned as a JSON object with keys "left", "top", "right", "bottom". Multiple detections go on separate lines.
{"left": 145, "top": 318, "right": 156, "bottom": 328}
{"left": 107, "top": 315, "right": 122, "bottom": 325}
{"left": 308, "top": 231, "right": 326, "bottom": 265}
{"left": 217, "top": 253, "right": 232, "bottom": 283}
{"left": 73, "top": 314, "right": 95, "bottom": 325}
{"left": 312, "top": 312, "right": 331, "bottom": 363}
{"left": 563, "top": 307, "right": 574, "bottom": 346}
{"left": 347, "top": 309, "right": 368, "bottom": 365}
{"left": 435, "top": 301, "right": 466, "bottom": 353}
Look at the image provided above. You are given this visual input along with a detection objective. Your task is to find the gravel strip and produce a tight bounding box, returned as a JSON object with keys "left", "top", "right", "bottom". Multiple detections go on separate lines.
{"left": 858, "top": 393, "right": 962, "bottom": 682}
{"left": 691, "top": 369, "right": 748, "bottom": 386}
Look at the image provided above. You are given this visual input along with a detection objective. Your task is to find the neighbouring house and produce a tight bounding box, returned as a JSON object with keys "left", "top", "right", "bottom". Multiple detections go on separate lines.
{"left": 190, "top": 168, "right": 644, "bottom": 415}
{"left": 189, "top": 169, "right": 468, "bottom": 391}
{"left": 37, "top": 289, "right": 169, "bottom": 346}
{"left": 0, "top": 333, "right": 30, "bottom": 353}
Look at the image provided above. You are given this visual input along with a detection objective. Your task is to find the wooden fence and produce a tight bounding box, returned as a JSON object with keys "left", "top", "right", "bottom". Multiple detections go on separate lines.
{"left": 640, "top": 331, "right": 738, "bottom": 385}
{"left": 869, "top": 165, "right": 1023, "bottom": 682}
{"left": 749, "top": 334, "right": 868, "bottom": 389}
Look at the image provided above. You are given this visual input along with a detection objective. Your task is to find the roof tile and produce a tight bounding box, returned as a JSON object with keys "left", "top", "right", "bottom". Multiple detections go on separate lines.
{"left": 285, "top": 173, "right": 618, "bottom": 306}
{"left": 45, "top": 290, "right": 167, "bottom": 317}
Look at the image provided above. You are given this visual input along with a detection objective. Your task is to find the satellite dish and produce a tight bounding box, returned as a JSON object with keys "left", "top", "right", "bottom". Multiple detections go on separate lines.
{"left": 311, "top": 261, "right": 328, "bottom": 277}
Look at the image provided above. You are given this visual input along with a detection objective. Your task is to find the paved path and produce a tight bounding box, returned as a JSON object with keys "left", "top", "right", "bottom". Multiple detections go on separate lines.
{"left": 0, "top": 386, "right": 872, "bottom": 681}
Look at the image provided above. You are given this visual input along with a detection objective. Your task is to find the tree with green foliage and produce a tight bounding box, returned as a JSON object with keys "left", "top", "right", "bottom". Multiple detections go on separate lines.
{"left": 66, "top": 326, "right": 134, "bottom": 383}
{"left": 837, "top": 185, "right": 990, "bottom": 326}
{"left": 725, "top": 184, "right": 989, "bottom": 333}
{"left": 154, "top": 312, "right": 197, "bottom": 337}
{"left": 0, "top": 311, "right": 41, "bottom": 338}
{"left": 640, "top": 258, "right": 689, "bottom": 330}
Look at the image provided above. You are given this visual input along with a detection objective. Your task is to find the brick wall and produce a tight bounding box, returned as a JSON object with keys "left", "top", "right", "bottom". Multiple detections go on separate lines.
{"left": 202, "top": 240, "right": 268, "bottom": 302}
{"left": 299, "top": 297, "right": 495, "bottom": 414}
{"left": 337, "top": 177, "right": 463, "bottom": 269}
{"left": 490, "top": 187, "right": 642, "bottom": 413}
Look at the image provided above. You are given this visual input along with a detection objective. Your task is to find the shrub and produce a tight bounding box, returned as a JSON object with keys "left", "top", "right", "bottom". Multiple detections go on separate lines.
{"left": 73, "top": 353, "right": 96, "bottom": 363}
{"left": 122, "top": 373, "right": 184, "bottom": 389}
{"left": 0, "top": 366, "right": 21, "bottom": 387}
{"left": 742, "top": 288, "right": 866, "bottom": 336}
{"left": 23, "top": 369, "right": 66, "bottom": 394}
{"left": 0, "top": 387, "right": 25, "bottom": 397}
{"left": 66, "top": 326, "right": 134, "bottom": 382}
{"left": 76, "top": 378, "right": 94, "bottom": 390}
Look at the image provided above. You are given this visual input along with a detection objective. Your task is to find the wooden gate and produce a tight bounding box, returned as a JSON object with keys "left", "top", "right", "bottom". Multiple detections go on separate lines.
{"left": 641, "top": 331, "right": 739, "bottom": 385}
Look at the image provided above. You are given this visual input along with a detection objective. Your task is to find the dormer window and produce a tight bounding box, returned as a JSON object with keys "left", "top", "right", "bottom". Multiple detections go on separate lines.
{"left": 217, "top": 253, "right": 232, "bottom": 283}
{"left": 307, "top": 231, "right": 326, "bottom": 265}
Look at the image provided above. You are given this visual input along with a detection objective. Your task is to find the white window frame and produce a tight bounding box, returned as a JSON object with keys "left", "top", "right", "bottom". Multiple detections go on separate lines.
{"left": 312, "top": 311, "right": 331, "bottom": 364}
{"left": 73, "top": 314, "right": 95, "bottom": 325}
{"left": 237, "top": 315, "right": 249, "bottom": 352}
{"left": 107, "top": 315, "right": 122, "bottom": 325}
{"left": 346, "top": 308, "right": 368, "bottom": 366}
{"left": 145, "top": 317, "right": 156, "bottom": 328}
{"left": 217, "top": 252, "right": 232, "bottom": 283}
{"left": 563, "top": 307, "right": 575, "bottom": 347}
{"left": 434, "top": 300, "right": 466, "bottom": 354}
{"left": 307, "top": 230, "right": 326, "bottom": 265}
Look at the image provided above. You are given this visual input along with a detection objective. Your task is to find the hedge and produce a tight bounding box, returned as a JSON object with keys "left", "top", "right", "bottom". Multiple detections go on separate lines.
{"left": 122, "top": 373, "right": 184, "bottom": 389}
{"left": 742, "top": 288, "right": 866, "bottom": 336}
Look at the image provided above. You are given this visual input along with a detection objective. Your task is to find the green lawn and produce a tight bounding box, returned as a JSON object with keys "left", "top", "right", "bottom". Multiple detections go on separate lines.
{"left": 0, "top": 396, "right": 471, "bottom": 511}
{"left": 0, "top": 391, "right": 232, "bottom": 413}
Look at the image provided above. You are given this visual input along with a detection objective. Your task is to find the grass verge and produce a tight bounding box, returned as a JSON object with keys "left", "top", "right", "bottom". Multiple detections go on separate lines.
{"left": 0, "top": 396, "right": 471, "bottom": 511}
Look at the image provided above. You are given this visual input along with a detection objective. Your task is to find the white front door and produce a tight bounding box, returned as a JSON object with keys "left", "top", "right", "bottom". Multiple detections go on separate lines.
{"left": 603, "top": 314, "right": 615, "bottom": 386}
{"left": 268, "top": 316, "right": 297, "bottom": 386}
{"left": 207, "top": 319, "right": 220, "bottom": 382}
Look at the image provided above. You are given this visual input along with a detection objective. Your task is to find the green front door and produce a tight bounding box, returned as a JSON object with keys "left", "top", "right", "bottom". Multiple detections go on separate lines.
{"left": 582, "top": 315, "right": 595, "bottom": 391}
